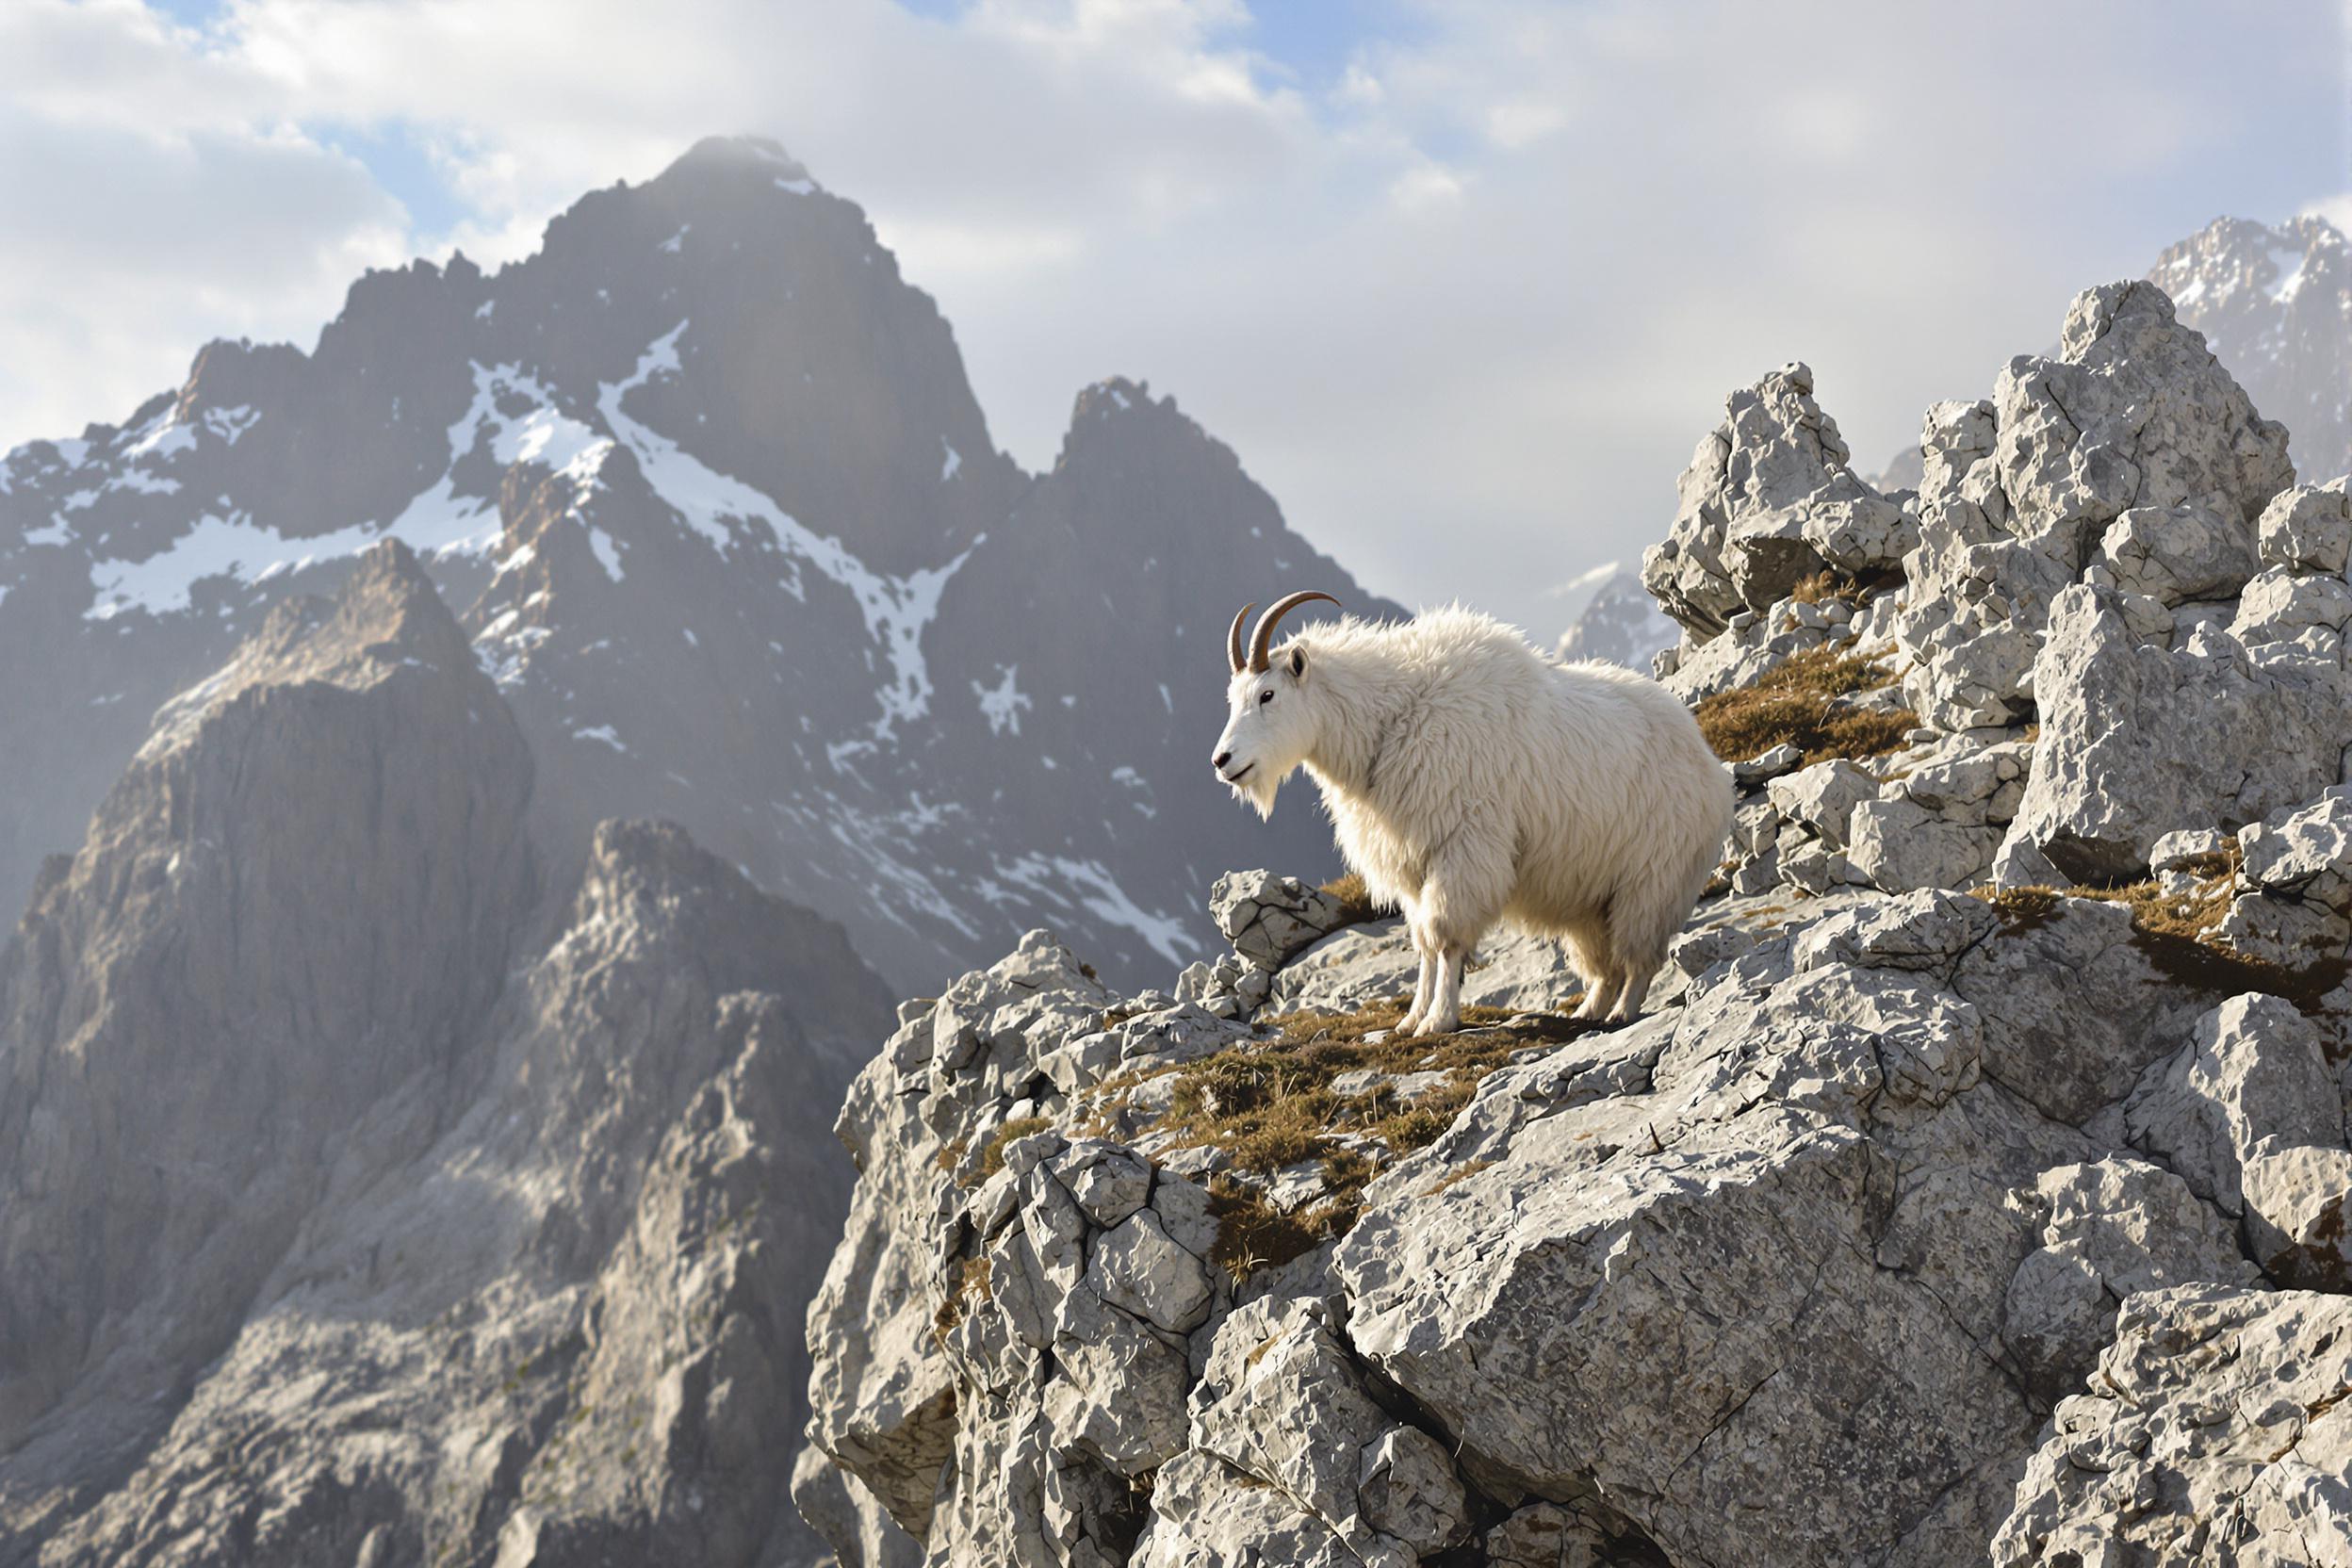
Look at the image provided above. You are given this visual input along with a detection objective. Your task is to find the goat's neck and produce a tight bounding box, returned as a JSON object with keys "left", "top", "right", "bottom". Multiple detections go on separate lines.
{"left": 1301, "top": 648, "right": 1403, "bottom": 800}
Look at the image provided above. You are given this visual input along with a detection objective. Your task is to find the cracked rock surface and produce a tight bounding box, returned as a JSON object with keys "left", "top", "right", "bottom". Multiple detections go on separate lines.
{"left": 802, "top": 270, "right": 2352, "bottom": 1567}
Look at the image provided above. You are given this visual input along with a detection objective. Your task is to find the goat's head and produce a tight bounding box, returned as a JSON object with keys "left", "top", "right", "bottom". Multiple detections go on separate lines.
{"left": 1212, "top": 591, "right": 1338, "bottom": 819}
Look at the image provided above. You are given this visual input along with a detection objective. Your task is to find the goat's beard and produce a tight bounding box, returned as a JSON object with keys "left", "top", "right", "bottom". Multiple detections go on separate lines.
{"left": 1232, "top": 767, "right": 1282, "bottom": 821}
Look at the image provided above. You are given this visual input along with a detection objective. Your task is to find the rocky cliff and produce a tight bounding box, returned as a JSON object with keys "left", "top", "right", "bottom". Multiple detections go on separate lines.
{"left": 0, "top": 540, "right": 898, "bottom": 1566}
{"left": 0, "top": 135, "right": 1394, "bottom": 996}
{"left": 799, "top": 279, "right": 2352, "bottom": 1566}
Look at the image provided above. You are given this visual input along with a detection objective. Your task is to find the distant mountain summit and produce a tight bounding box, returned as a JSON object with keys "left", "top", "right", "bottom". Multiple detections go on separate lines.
{"left": 1553, "top": 563, "right": 1676, "bottom": 670}
{"left": 0, "top": 135, "right": 1391, "bottom": 990}
{"left": 2150, "top": 214, "right": 2349, "bottom": 482}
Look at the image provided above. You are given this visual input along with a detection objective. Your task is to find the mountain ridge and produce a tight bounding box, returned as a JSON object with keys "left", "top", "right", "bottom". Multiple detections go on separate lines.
{"left": 0, "top": 134, "right": 1396, "bottom": 993}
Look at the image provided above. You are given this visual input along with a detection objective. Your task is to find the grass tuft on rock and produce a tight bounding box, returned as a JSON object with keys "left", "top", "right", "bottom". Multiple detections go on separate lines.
{"left": 972, "top": 1116, "right": 1053, "bottom": 1184}
{"left": 1106, "top": 999, "right": 1596, "bottom": 1275}
{"left": 1973, "top": 866, "right": 2346, "bottom": 1017}
{"left": 1788, "top": 570, "right": 1874, "bottom": 608}
{"left": 1318, "top": 872, "right": 1386, "bottom": 922}
{"left": 932, "top": 1255, "right": 993, "bottom": 1342}
{"left": 1694, "top": 645, "right": 1917, "bottom": 765}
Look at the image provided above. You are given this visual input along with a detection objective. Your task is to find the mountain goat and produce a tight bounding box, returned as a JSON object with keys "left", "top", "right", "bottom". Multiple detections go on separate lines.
{"left": 1212, "top": 592, "right": 1732, "bottom": 1034}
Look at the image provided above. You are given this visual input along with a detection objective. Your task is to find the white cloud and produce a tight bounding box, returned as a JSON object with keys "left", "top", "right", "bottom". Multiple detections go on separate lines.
{"left": 2305, "top": 193, "right": 2352, "bottom": 236}
{"left": 1, "top": 0, "right": 2343, "bottom": 637}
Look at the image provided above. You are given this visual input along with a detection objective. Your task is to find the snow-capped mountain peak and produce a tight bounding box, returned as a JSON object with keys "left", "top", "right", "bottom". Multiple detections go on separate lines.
{"left": 0, "top": 141, "right": 1394, "bottom": 991}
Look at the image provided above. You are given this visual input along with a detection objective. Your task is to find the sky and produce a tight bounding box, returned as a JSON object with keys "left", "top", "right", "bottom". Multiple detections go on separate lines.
{"left": 3, "top": 0, "right": 2347, "bottom": 636}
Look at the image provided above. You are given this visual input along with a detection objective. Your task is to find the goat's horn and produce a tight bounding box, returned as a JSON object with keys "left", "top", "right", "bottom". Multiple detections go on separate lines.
{"left": 1249, "top": 591, "right": 1341, "bottom": 673}
{"left": 1227, "top": 602, "right": 1257, "bottom": 675}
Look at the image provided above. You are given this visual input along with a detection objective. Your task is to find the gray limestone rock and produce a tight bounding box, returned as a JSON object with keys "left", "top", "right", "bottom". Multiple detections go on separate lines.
{"left": 1896, "top": 281, "right": 2294, "bottom": 735}
{"left": 2125, "top": 992, "right": 2344, "bottom": 1217}
{"left": 2259, "top": 479, "right": 2352, "bottom": 573}
{"left": 1766, "top": 758, "right": 1876, "bottom": 849}
{"left": 1998, "top": 1157, "right": 2257, "bottom": 1409}
{"left": 1642, "top": 361, "right": 1909, "bottom": 638}
{"left": 1210, "top": 870, "right": 1366, "bottom": 972}
{"left": 2005, "top": 586, "right": 2352, "bottom": 882}
{"left": 1994, "top": 1283, "right": 2352, "bottom": 1567}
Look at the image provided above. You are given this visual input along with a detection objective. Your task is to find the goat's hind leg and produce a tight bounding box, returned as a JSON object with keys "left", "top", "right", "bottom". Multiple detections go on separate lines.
{"left": 1564, "top": 924, "right": 1617, "bottom": 1021}
{"left": 1606, "top": 964, "right": 1650, "bottom": 1022}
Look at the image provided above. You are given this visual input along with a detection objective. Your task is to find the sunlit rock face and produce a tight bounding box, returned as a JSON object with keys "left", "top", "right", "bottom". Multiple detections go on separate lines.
{"left": 2152, "top": 213, "right": 2350, "bottom": 485}
{"left": 802, "top": 267, "right": 2352, "bottom": 1568}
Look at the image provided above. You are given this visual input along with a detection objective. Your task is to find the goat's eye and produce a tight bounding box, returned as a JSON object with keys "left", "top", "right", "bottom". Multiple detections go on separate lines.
{"left": 1259, "top": 690, "right": 1274, "bottom": 705}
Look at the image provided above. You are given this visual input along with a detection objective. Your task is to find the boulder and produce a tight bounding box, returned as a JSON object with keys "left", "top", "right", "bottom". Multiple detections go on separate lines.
{"left": 1994, "top": 1284, "right": 2352, "bottom": 1567}
{"left": 1642, "top": 361, "right": 1910, "bottom": 637}
{"left": 2004, "top": 587, "right": 2352, "bottom": 882}
{"left": 2259, "top": 479, "right": 2352, "bottom": 573}
{"left": 1998, "top": 1157, "right": 2257, "bottom": 1409}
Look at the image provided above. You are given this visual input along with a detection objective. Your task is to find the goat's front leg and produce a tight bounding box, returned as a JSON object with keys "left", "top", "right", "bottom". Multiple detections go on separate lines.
{"left": 1421, "top": 939, "right": 1471, "bottom": 1037}
{"left": 1395, "top": 919, "right": 1436, "bottom": 1036}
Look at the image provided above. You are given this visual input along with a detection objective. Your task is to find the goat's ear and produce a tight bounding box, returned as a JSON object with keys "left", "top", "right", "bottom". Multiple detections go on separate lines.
{"left": 1288, "top": 645, "right": 1307, "bottom": 678}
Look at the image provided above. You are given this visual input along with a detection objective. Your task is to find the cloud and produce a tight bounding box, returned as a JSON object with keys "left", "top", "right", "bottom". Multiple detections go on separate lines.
{"left": 2, "top": 0, "right": 2343, "bottom": 638}
{"left": 0, "top": 2, "right": 407, "bottom": 445}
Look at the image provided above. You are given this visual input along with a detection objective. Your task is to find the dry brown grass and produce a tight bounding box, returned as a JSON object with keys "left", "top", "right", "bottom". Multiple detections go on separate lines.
{"left": 932, "top": 1254, "right": 993, "bottom": 1342}
{"left": 1694, "top": 645, "right": 1918, "bottom": 765}
{"left": 1421, "top": 1157, "right": 1496, "bottom": 1198}
{"left": 1788, "top": 570, "right": 1871, "bottom": 608}
{"left": 1318, "top": 872, "right": 1386, "bottom": 921}
{"left": 972, "top": 1116, "right": 1053, "bottom": 1184}
{"left": 1102, "top": 999, "right": 1593, "bottom": 1280}
{"left": 1973, "top": 864, "right": 2345, "bottom": 1018}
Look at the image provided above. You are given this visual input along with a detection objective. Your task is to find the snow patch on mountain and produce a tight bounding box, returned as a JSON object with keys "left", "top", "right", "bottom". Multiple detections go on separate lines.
{"left": 973, "top": 664, "right": 1030, "bottom": 736}
{"left": 587, "top": 526, "right": 625, "bottom": 580}
{"left": 81, "top": 364, "right": 620, "bottom": 620}
{"left": 599, "top": 319, "right": 979, "bottom": 739}
{"left": 990, "top": 851, "right": 1202, "bottom": 967}
{"left": 2267, "top": 245, "right": 2308, "bottom": 302}
{"left": 204, "top": 406, "right": 260, "bottom": 446}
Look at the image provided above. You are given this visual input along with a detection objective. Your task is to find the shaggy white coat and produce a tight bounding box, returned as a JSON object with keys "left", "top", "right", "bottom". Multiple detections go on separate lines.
{"left": 1213, "top": 606, "right": 1732, "bottom": 1033}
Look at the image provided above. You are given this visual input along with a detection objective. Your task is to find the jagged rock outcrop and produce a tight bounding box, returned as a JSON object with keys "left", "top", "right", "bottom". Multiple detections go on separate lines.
{"left": 1896, "top": 280, "right": 2294, "bottom": 743}
{"left": 1642, "top": 360, "right": 1914, "bottom": 642}
{"left": 1995, "top": 1282, "right": 2352, "bottom": 1566}
{"left": 0, "top": 542, "right": 896, "bottom": 1566}
{"left": 1672, "top": 277, "right": 2340, "bottom": 912}
{"left": 799, "top": 853, "right": 2352, "bottom": 1566}
{"left": 804, "top": 269, "right": 2352, "bottom": 1568}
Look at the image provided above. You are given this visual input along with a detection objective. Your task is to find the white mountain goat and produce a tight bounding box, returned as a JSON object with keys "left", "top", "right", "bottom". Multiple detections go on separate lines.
{"left": 1212, "top": 592, "right": 1733, "bottom": 1034}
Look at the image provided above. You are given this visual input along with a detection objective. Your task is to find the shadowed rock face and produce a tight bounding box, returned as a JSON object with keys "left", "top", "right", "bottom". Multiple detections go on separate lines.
{"left": 0, "top": 540, "right": 536, "bottom": 1453}
{"left": 0, "top": 542, "right": 896, "bottom": 1567}
{"left": 0, "top": 135, "right": 1393, "bottom": 996}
